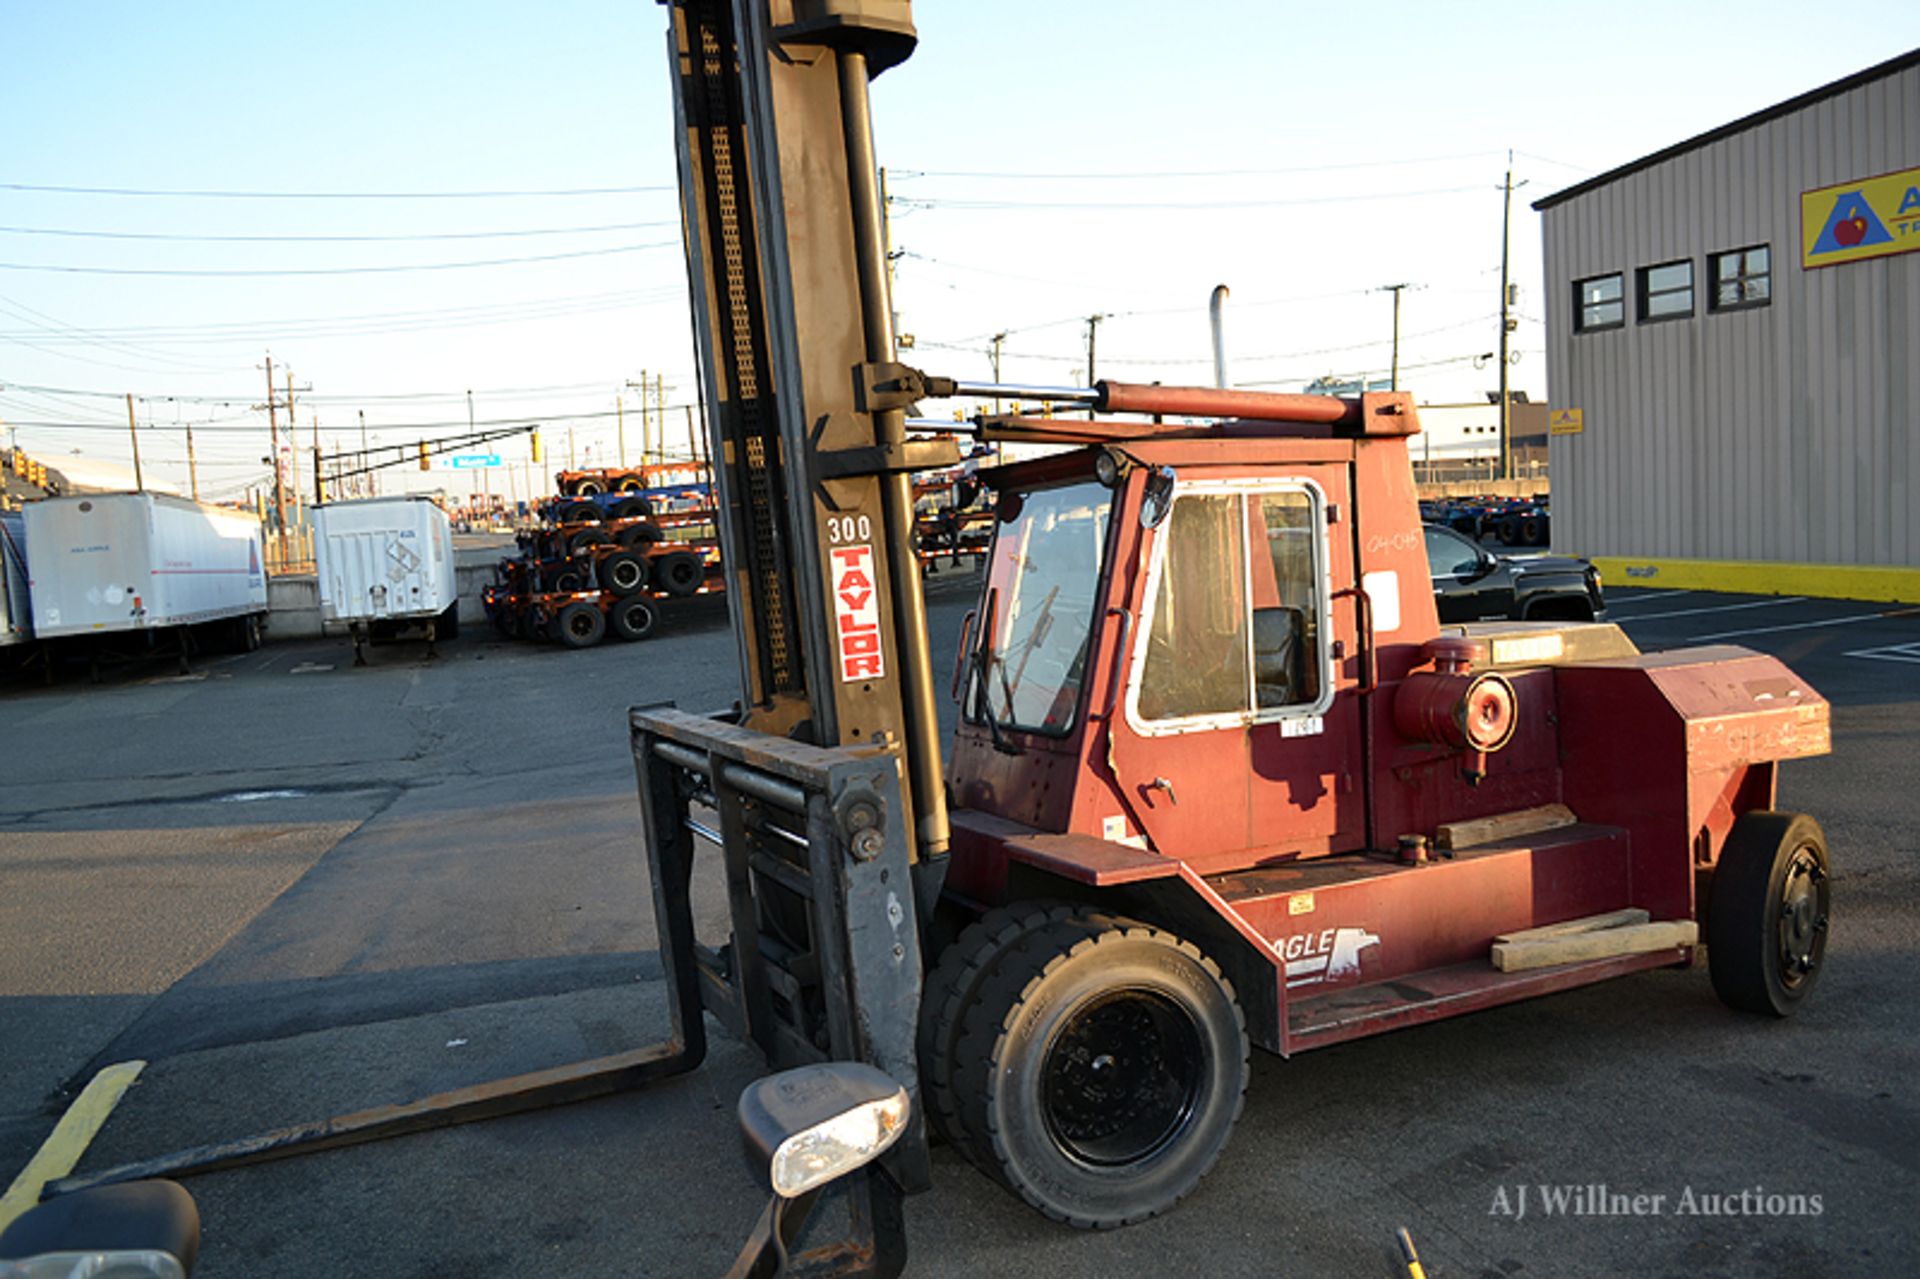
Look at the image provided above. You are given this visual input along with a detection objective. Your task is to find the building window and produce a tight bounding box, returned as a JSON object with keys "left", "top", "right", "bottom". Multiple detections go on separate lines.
{"left": 1710, "top": 245, "right": 1771, "bottom": 311}
{"left": 1637, "top": 260, "right": 1694, "bottom": 322}
{"left": 1574, "top": 273, "right": 1624, "bottom": 332}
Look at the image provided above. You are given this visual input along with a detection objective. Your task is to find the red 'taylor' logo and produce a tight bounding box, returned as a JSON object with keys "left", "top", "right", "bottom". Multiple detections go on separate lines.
{"left": 831, "top": 545, "right": 884, "bottom": 681}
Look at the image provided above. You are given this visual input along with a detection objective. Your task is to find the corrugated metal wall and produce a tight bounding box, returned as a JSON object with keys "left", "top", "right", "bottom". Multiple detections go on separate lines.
{"left": 1541, "top": 63, "right": 1918, "bottom": 568}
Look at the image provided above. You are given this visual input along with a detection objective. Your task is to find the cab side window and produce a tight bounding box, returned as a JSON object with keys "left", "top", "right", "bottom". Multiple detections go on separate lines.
{"left": 1135, "top": 486, "right": 1327, "bottom": 727}
{"left": 1137, "top": 494, "right": 1248, "bottom": 721}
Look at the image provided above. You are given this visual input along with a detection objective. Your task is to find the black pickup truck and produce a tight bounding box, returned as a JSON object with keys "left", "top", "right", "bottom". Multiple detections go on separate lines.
{"left": 1423, "top": 523, "right": 1606, "bottom": 623}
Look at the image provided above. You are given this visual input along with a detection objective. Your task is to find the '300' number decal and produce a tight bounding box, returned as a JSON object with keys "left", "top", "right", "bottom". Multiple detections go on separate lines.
{"left": 826, "top": 514, "right": 873, "bottom": 545}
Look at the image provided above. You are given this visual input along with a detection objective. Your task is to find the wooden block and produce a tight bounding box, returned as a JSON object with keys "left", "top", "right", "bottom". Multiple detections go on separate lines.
{"left": 1494, "top": 908, "right": 1650, "bottom": 945}
{"left": 1491, "top": 920, "right": 1698, "bottom": 973}
{"left": 1436, "top": 803, "right": 1577, "bottom": 851}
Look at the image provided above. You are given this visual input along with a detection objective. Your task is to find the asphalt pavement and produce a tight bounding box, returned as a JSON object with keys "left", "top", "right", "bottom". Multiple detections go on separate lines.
{"left": 1, "top": 576, "right": 1915, "bottom": 1278}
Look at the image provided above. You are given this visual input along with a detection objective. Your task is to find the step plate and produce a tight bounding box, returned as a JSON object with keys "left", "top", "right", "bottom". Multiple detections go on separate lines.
{"left": 1286, "top": 950, "right": 1688, "bottom": 1052}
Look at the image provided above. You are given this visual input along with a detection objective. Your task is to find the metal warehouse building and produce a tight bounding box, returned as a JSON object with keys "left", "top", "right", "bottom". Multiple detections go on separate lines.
{"left": 1535, "top": 49, "right": 1920, "bottom": 603}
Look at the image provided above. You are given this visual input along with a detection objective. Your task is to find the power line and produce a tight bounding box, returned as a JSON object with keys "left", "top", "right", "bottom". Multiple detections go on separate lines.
{"left": 888, "top": 150, "right": 1503, "bottom": 181}
{"left": 893, "top": 184, "right": 1490, "bottom": 212}
{"left": 0, "top": 241, "right": 677, "bottom": 277}
{"left": 0, "top": 220, "right": 676, "bottom": 244}
{"left": 0, "top": 181, "right": 674, "bottom": 199}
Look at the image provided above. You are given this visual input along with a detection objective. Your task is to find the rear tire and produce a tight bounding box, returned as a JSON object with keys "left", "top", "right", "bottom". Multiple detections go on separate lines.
{"left": 656, "top": 550, "right": 702, "bottom": 597}
{"left": 945, "top": 909, "right": 1248, "bottom": 1228}
{"left": 608, "top": 597, "right": 657, "bottom": 641}
{"left": 599, "top": 551, "right": 649, "bottom": 596}
{"left": 1708, "top": 811, "right": 1830, "bottom": 1017}
{"left": 436, "top": 602, "right": 460, "bottom": 641}
{"left": 614, "top": 496, "right": 652, "bottom": 519}
{"left": 555, "top": 601, "right": 605, "bottom": 649}
{"left": 560, "top": 501, "right": 600, "bottom": 524}
{"left": 617, "top": 522, "right": 665, "bottom": 549}
{"left": 568, "top": 528, "right": 612, "bottom": 554}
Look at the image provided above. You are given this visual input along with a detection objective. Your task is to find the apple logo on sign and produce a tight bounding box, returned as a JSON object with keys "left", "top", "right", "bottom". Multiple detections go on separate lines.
{"left": 1835, "top": 205, "right": 1869, "bottom": 247}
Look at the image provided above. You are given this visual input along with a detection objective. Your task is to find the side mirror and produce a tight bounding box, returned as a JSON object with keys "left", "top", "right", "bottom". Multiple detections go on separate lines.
{"left": 737, "top": 1062, "right": 910, "bottom": 1200}
{"left": 1140, "top": 465, "right": 1177, "bottom": 530}
{"left": 727, "top": 1064, "right": 911, "bottom": 1278}
{"left": 0, "top": 1181, "right": 200, "bottom": 1278}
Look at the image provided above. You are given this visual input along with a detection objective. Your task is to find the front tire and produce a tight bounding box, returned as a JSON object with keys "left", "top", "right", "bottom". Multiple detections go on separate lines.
{"left": 946, "top": 909, "right": 1248, "bottom": 1228}
{"left": 1708, "top": 811, "right": 1830, "bottom": 1017}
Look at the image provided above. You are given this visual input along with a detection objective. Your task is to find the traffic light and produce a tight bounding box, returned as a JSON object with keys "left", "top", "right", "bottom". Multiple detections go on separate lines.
{"left": 418, "top": 441, "right": 430, "bottom": 471}
{"left": 529, "top": 429, "right": 543, "bottom": 464}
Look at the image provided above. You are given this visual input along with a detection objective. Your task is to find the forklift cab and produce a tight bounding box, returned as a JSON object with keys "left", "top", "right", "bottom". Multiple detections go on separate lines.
{"left": 949, "top": 413, "right": 1436, "bottom": 876}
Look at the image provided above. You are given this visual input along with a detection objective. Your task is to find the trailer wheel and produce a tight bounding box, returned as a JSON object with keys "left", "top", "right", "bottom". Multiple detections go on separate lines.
{"left": 560, "top": 501, "right": 600, "bottom": 524}
{"left": 616, "top": 476, "right": 645, "bottom": 494}
{"left": 1708, "top": 811, "right": 1830, "bottom": 1017}
{"left": 574, "top": 480, "right": 605, "bottom": 497}
{"left": 919, "top": 903, "right": 1106, "bottom": 1160}
{"left": 609, "top": 597, "right": 657, "bottom": 641}
{"left": 551, "top": 565, "right": 588, "bottom": 593}
{"left": 229, "top": 612, "right": 262, "bottom": 653}
{"left": 947, "top": 910, "right": 1248, "bottom": 1228}
{"left": 656, "top": 551, "right": 703, "bottom": 597}
{"left": 599, "top": 551, "right": 649, "bottom": 596}
{"left": 617, "top": 521, "right": 665, "bottom": 548}
{"left": 613, "top": 497, "right": 652, "bottom": 520}
{"left": 555, "top": 601, "right": 605, "bottom": 649}
{"left": 436, "top": 602, "right": 460, "bottom": 641}
{"left": 568, "top": 528, "right": 612, "bottom": 554}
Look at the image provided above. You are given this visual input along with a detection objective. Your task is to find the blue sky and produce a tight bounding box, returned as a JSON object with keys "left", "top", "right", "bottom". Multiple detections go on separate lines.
{"left": 2, "top": 2, "right": 1916, "bottom": 499}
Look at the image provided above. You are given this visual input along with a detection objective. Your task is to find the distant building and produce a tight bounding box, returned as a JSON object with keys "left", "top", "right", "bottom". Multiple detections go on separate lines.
{"left": 1413, "top": 400, "right": 1548, "bottom": 488}
{"left": 1534, "top": 49, "right": 1919, "bottom": 602}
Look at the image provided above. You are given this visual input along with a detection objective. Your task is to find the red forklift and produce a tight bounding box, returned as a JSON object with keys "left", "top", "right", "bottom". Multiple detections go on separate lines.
{"left": 614, "top": 0, "right": 1832, "bottom": 1264}
{"left": 33, "top": 4, "right": 1833, "bottom": 1274}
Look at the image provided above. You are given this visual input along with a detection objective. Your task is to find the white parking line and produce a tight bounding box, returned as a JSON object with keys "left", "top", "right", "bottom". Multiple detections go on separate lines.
{"left": 1690, "top": 612, "right": 1892, "bottom": 643}
{"left": 1843, "top": 642, "right": 1920, "bottom": 665}
{"left": 1603, "top": 590, "right": 1696, "bottom": 607}
{"left": 1621, "top": 596, "right": 1806, "bottom": 622}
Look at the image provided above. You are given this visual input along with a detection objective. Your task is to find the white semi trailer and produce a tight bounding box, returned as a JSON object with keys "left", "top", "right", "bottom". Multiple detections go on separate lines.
{"left": 312, "top": 495, "right": 458, "bottom": 664}
{"left": 24, "top": 492, "right": 269, "bottom": 667}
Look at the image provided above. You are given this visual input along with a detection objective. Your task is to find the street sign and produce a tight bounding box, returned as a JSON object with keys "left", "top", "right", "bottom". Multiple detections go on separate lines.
{"left": 445, "top": 453, "right": 501, "bottom": 469}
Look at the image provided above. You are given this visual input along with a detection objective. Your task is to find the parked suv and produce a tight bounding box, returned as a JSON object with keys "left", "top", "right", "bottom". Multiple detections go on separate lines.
{"left": 1424, "top": 523, "right": 1606, "bottom": 623}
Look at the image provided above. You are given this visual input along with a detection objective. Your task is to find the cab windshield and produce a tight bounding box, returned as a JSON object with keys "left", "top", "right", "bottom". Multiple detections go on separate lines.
{"left": 971, "top": 480, "right": 1112, "bottom": 736}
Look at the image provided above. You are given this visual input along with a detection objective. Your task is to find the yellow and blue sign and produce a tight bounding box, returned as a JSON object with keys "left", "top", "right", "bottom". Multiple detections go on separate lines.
{"left": 1801, "top": 165, "right": 1920, "bottom": 268}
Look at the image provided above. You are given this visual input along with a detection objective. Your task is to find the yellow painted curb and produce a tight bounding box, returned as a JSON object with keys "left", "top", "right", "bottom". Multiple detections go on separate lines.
{"left": 0, "top": 1060, "right": 146, "bottom": 1231}
{"left": 1589, "top": 557, "right": 1920, "bottom": 605}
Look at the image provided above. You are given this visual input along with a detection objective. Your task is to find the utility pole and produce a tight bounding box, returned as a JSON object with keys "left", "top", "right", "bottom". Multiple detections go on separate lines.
{"left": 617, "top": 392, "right": 627, "bottom": 467}
{"left": 655, "top": 374, "right": 664, "bottom": 465}
{"left": 567, "top": 425, "right": 576, "bottom": 472}
{"left": 264, "top": 355, "right": 287, "bottom": 554}
{"left": 125, "top": 393, "right": 144, "bottom": 492}
{"left": 989, "top": 332, "right": 1006, "bottom": 416}
{"left": 1498, "top": 159, "right": 1526, "bottom": 482}
{"left": 286, "top": 370, "right": 301, "bottom": 523}
{"left": 1085, "top": 314, "right": 1104, "bottom": 418}
{"left": 359, "top": 409, "right": 372, "bottom": 498}
{"left": 312, "top": 413, "right": 323, "bottom": 505}
{"left": 185, "top": 421, "right": 199, "bottom": 500}
{"left": 1377, "top": 283, "right": 1413, "bottom": 391}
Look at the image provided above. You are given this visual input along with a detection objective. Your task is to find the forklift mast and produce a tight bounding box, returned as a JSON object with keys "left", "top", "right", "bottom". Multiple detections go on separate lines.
{"left": 668, "top": 0, "right": 950, "bottom": 866}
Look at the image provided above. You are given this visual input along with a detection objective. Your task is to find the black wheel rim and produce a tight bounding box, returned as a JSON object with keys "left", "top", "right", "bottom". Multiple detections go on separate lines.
{"left": 611, "top": 562, "right": 641, "bottom": 590}
{"left": 1041, "top": 988, "right": 1205, "bottom": 1167}
{"left": 568, "top": 612, "right": 597, "bottom": 639}
{"left": 621, "top": 605, "right": 652, "bottom": 636}
{"left": 1777, "top": 845, "right": 1829, "bottom": 989}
